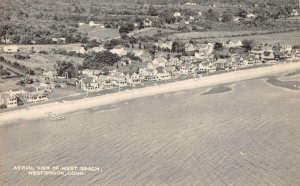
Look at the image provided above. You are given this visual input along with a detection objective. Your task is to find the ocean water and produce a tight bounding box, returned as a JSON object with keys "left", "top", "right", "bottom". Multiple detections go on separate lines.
{"left": 1, "top": 78, "right": 300, "bottom": 186}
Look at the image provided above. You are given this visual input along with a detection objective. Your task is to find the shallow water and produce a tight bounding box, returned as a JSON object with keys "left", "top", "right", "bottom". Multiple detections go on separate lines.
{"left": 1, "top": 79, "right": 300, "bottom": 186}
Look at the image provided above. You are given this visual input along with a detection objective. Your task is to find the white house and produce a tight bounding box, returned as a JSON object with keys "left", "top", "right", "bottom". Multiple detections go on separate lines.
{"left": 110, "top": 46, "right": 127, "bottom": 56}
{"left": 225, "top": 40, "right": 243, "bottom": 48}
{"left": 246, "top": 13, "right": 256, "bottom": 18}
{"left": 152, "top": 57, "right": 167, "bottom": 68}
{"left": 143, "top": 18, "right": 153, "bottom": 27}
{"left": 173, "top": 12, "right": 181, "bottom": 17}
{"left": 3, "top": 45, "right": 19, "bottom": 53}
{"left": 291, "top": 9, "right": 299, "bottom": 16}
{"left": 156, "top": 67, "right": 171, "bottom": 81}
{"left": 0, "top": 91, "right": 18, "bottom": 108}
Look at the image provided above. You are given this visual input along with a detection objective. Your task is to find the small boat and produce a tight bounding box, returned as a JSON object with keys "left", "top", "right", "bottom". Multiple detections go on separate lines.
{"left": 46, "top": 112, "right": 65, "bottom": 120}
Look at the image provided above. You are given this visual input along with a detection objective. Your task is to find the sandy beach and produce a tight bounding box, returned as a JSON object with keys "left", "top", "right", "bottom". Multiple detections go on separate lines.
{"left": 1, "top": 62, "right": 300, "bottom": 124}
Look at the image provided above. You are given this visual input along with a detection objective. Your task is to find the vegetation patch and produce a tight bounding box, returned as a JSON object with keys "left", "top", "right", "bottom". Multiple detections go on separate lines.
{"left": 202, "top": 85, "right": 232, "bottom": 95}
{"left": 266, "top": 77, "right": 300, "bottom": 90}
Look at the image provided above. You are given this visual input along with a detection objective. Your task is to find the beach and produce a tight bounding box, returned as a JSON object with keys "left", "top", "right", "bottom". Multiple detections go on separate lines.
{"left": 1, "top": 62, "right": 300, "bottom": 125}
{"left": 0, "top": 70, "right": 299, "bottom": 185}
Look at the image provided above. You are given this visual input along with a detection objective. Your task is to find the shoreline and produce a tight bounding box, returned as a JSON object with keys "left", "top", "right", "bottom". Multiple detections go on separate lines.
{"left": 1, "top": 62, "right": 300, "bottom": 125}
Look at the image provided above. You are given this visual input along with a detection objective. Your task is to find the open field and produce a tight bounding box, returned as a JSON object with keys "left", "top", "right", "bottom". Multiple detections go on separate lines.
{"left": 194, "top": 31, "right": 300, "bottom": 45}
{"left": 168, "top": 30, "right": 300, "bottom": 45}
{"left": 1, "top": 70, "right": 300, "bottom": 185}
{"left": 78, "top": 25, "right": 120, "bottom": 41}
{"left": 0, "top": 53, "right": 84, "bottom": 71}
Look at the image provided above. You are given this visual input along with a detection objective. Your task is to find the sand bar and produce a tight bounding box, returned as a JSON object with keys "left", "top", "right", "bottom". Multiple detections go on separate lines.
{"left": 1, "top": 62, "right": 300, "bottom": 125}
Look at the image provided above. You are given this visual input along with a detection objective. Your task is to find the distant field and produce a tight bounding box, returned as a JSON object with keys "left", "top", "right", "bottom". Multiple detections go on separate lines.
{"left": 168, "top": 31, "right": 260, "bottom": 40}
{"left": 78, "top": 24, "right": 120, "bottom": 41}
{"left": 168, "top": 30, "right": 300, "bottom": 45}
{"left": 195, "top": 31, "right": 300, "bottom": 45}
{"left": 1, "top": 53, "right": 84, "bottom": 70}
{"left": 133, "top": 27, "right": 176, "bottom": 37}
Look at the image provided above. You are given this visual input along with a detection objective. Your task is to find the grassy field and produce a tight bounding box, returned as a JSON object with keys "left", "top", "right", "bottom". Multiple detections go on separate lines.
{"left": 167, "top": 30, "right": 300, "bottom": 45}
{"left": 1, "top": 53, "right": 84, "bottom": 71}
{"left": 196, "top": 31, "right": 300, "bottom": 45}
{"left": 133, "top": 27, "right": 176, "bottom": 37}
{"left": 78, "top": 24, "right": 120, "bottom": 41}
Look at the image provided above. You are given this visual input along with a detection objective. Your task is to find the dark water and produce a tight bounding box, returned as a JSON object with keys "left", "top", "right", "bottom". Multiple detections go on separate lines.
{"left": 1, "top": 79, "right": 300, "bottom": 186}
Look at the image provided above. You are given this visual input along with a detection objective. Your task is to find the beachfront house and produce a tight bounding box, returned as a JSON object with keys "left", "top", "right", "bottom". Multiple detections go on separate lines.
{"left": 109, "top": 71, "right": 127, "bottom": 87}
{"left": 125, "top": 72, "right": 141, "bottom": 85}
{"left": 78, "top": 77, "right": 102, "bottom": 92}
{"left": 215, "top": 58, "right": 229, "bottom": 70}
{"left": 0, "top": 91, "right": 18, "bottom": 108}
{"left": 156, "top": 67, "right": 171, "bottom": 81}
{"left": 23, "top": 86, "right": 49, "bottom": 103}
{"left": 198, "top": 62, "right": 217, "bottom": 73}
{"left": 261, "top": 51, "right": 277, "bottom": 64}
{"left": 142, "top": 68, "right": 158, "bottom": 81}
{"left": 98, "top": 75, "right": 114, "bottom": 89}
{"left": 165, "top": 66, "right": 179, "bottom": 78}
{"left": 179, "top": 64, "right": 189, "bottom": 75}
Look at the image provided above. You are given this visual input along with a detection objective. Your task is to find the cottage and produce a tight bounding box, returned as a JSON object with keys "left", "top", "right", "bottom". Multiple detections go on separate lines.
{"left": 155, "top": 41, "right": 173, "bottom": 52}
{"left": 0, "top": 91, "right": 18, "bottom": 108}
{"left": 43, "top": 70, "right": 57, "bottom": 80}
{"left": 110, "top": 46, "right": 127, "bottom": 56}
{"left": 1, "top": 38, "right": 12, "bottom": 44}
{"left": 125, "top": 72, "right": 141, "bottom": 85}
{"left": 140, "top": 52, "right": 152, "bottom": 63}
{"left": 215, "top": 58, "right": 229, "bottom": 70}
{"left": 156, "top": 67, "right": 171, "bottom": 81}
{"left": 261, "top": 51, "right": 277, "bottom": 63}
{"left": 173, "top": 12, "right": 181, "bottom": 17}
{"left": 143, "top": 18, "right": 153, "bottom": 27}
{"left": 81, "top": 69, "right": 94, "bottom": 77}
{"left": 120, "top": 56, "right": 132, "bottom": 66}
{"left": 141, "top": 68, "right": 158, "bottom": 81}
{"left": 166, "top": 57, "right": 181, "bottom": 67}
{"left": 23, "top": 86, "right": 48, "bottom": 103}
{"left": 185, "top": 43, "right": 196, "bottom": 54}
{"left": 181, "top": 56, "right": 197, "bottom": 63}
{"left": 131, "top": 49, "right": 144, "bottom": 58}
{"left": 98, "top": 75, "right": 113, "bottom": 89}
{"left": 109, "top": 71, "right": 127, "bottom": 87}
{"left": 67, "top": 78, "right": 80, "bottom": 86}
{"left": 152, "top": 57, "right": 167, "bottom": 68}
{"left": 246, "top": 13, "right": 256, "bottom": 18}
{"left": 291, "top": 9, "right": 299, "bottom": 16}
{"left": 198, "top": 62, "right": 216, "bottom": 73}
{"left": 78, "top": 77, "right": 102, "bottom": 91}
{"left": 89, "top": 46, "right": 106, "bottom": 53}
{"left": 225, "top": 40, "right": 243, "bottom": 48}
{"left": 3, "top": 45, "right": 19, "bottom": 53}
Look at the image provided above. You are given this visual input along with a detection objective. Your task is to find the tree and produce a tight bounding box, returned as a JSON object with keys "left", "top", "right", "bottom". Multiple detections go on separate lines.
{"left": 56, "top": 61, "right": 77, "bottom": 78}
{"left": 222, "top": 9, "right": 234, "bottom": 22}
{"left": 242, "top": 39, "right": 256, "bottom": 51}
{"left": 0, "top": 104, "right": 7, "bottom": 109}
{"left": 214, "top": 42, "right": 224, "bottom": 51}
{"left": 83, "top": 51, "right": 120, "bottom": 69}
{"left": 148, "top": 6, "right": 158, "bottom": 16}
{"left": 204, "top": 9, "right": 219, "bottom": 22}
